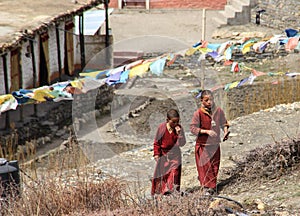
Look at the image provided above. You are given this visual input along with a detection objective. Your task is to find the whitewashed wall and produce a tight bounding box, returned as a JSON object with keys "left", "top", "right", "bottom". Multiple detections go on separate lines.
{"left": 0, "top": 53, "right": 12, "bottom": 93}
{"left": 33, "top": 35, "right": 40, "bottom": 86}
{"left": 74, "top": 34, "right": 80, "bottom": 65}
{"left": 59, "top": 22, "right": 65, "bottom": 70}
{"left": 21, "top": 41, "right": 34, "bottom": 89}
{"left": 6, "top": 52, "right": 11, "bottom": 93}
{"left": 48, "top": 25, "right": 58, "bottom": 76}
{"left": 48, "top": 23, "right": 65, "bottom": 76}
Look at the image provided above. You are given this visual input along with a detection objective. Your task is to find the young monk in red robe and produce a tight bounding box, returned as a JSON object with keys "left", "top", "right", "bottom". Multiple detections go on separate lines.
{"left": 190, "top": 90, "right": 229, "bottom": 195}
{"left": 151, "top": 109, "right": 186, "bottom": 196}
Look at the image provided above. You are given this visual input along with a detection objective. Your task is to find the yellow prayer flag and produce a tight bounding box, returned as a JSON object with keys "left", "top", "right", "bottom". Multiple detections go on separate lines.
{"left": 0, "top": 94, "right": 14, "bottom": 104}
{"left": 185, "top": 47, "right": 197, "bottom": 56}
{"left": 129, "top": 62, "right": 151, "bottom": 78}
{"left": 242, "top": 42, "right": 255, "bottom": 54}
{"left": 79, "top": 71, "right": 103, "bottom": 78}
{"left": 71, "top": 79, "right": 84, "bottom": 89}
{"left": 32, "top": 89, "right": 55, "bottom": 102}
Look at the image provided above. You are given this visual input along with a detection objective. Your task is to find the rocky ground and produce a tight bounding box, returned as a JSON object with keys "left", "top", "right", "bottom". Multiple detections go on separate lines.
{"left": 56, "top": 55, "right": 298, "bottom": 214}
{"left": 75, "top": 79, "right": 299, "bottom": 216}
{"left": 31, "top": 92, "right": 300, "bottom": 215}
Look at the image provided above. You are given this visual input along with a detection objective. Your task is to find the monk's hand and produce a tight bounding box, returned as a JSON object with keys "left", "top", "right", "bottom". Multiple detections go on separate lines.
{"left": 206, "top": 130, "right": 217, "bottom": 137}
{"left": 223, "top": 131, "right": 230, "bottom": 141}
{"left": 175, "top": 126, "right": 181, "bottom": 134}
{"left": 154, "top": 155, "right": 159, "bottom": 162}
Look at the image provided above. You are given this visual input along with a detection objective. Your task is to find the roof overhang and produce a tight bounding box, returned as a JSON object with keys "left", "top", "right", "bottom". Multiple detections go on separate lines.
{"left": 0, "top": 0, "right": 106, "bottom": 55}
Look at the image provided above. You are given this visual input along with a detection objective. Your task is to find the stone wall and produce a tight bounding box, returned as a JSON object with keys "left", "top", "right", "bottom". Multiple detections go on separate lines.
{"left": 216, "top": 77, "right": 300, "bottom": 120}
{"left": 252, "top": 0, "right": 300, "bottom": 29}
{"left": 0, "top": 85, "right": 114, "bottom": 158}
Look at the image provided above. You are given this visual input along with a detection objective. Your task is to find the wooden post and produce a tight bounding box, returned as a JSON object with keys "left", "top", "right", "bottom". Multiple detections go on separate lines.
{"left": 196, "top": 54, "right": 205, "bottom": 89}
{"left": 104, "top": 0, "right": 110, "bottom": 68}
{"left": 2, "top": 54, "right": 10, "bottom": 129}
{"left": 55, "top": 26, "right": 62, "bottom": 81}
{"left": 202, "top": 9, "right": 206, "bottom": 40}
{"left": 105, "top": 0, "right": 109, "bottom": 48}
{"left": 79, "top": 14, "right": 86, "bottom": 71}
{"left": 118, "top": 0, "right": 122, "bottom": 9}
{"left": 200, "top": 57, "right": 205, "bottom": 90}
{"left": 30, "top": 39, "right": 38, "bottom": 116}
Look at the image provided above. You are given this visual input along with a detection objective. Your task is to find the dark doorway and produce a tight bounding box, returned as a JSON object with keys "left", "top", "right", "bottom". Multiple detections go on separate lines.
{"left": 39, "top": 35, "right": 49, "bottom": 86}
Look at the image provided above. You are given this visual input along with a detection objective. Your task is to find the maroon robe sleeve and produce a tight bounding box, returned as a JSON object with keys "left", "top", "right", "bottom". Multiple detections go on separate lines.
{"left": 190, "top": 110, "right": 201, "bottom": 136}
{"left": 153, "top": 123, "right": 165, "bottom": 157}
{"left": 175, "top": 125, "right": 186, "bottom": 147}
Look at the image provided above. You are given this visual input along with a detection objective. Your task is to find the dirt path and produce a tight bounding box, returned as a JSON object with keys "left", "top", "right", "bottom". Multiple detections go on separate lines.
{"left": 109, "top": 9, "right": 219, "bottom": 46}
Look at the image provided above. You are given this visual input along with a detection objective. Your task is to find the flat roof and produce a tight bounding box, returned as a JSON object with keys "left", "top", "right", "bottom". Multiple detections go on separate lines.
{"left": 0, "top": 0, "right": 104, "bottom": 53}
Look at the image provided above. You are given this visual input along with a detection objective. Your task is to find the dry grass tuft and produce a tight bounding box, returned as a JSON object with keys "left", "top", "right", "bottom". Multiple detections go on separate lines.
{"left": 1, "top": 176, "right": 127, "bottom": 216}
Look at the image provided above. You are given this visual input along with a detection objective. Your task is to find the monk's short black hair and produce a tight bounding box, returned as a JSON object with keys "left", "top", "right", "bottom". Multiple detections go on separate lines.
{"left": 167, "top": 109, "right": 179, "bottom": 119}
{"left": 200, "top": 90, "right": 213, "bottom": 99}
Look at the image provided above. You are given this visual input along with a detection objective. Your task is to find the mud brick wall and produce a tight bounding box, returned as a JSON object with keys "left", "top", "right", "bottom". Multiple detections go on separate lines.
{"left": 109, "top": 0, "right": 227, "bottom": 10}
{"left": 149, "top": 0, "right": 226, "bottom": 9}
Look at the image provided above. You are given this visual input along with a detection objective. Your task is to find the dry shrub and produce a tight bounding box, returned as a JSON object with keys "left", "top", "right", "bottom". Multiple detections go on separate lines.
{"left": 85, "top": 191, "right": 226, "bottom": 216}
{"left": 0, "top": 132, "right": 131, "bottom": 216}
{"left": 0, "top": 175, "right": 127, "bottom": 216}
{"left": 1, "top": 174, "right": 233, "bottom": 216}
{"left": 226, "top": 137, "right": 300, "bottom": 184}
{"left": 0, "top": 129, "right": 19, "bottom": 160}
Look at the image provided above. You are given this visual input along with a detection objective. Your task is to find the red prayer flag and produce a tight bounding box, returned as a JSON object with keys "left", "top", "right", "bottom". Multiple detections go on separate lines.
{"left": 166, "top": 54, "right": 178, "bottom": 66}
{"left": 200, "top": 40, "right": 208, "bottom": 48}
{"left": 252, "top": 69, "right": 266, "bottom": 77}
{"left": 285, "top": 37, "right": 299, "bottom": 52}
{"left": 223, "top": 60, "right": 233, "bottom": 66}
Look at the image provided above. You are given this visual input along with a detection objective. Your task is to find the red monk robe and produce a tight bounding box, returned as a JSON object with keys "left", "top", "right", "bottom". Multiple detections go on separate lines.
{"left": 151, "top": 122, "right": 186, "bottom": 196}
{"left": 190, "top": 107, "right": 229, "bottom": 189}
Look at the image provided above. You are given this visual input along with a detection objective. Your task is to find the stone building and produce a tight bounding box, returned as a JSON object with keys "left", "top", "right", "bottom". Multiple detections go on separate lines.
{"left": 0, "top": 0, "right": 112, "bottom": 95}
{"left": 109, "top": 0, "right": 256, "bottom": 28}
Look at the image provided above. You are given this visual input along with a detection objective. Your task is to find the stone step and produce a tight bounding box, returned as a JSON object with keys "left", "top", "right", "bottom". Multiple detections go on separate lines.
{"left": 113, "top": 56, "right": 141, "bottom": 67}
{"left": 213, "top": 0, "right": 252, "bottom": 28}
{"left": 225, "top": 3, "right": 244, "bottom": 13}
{"left": 113, "top": 50, "right": 144, "bottom": 67}
{"left": 213, "top": 16, "right": 228, "bottom": 28}
{"left": 123, "top": 0, "right": 146, "bottom": 9}
{"left": 228, "top": 0, "right": 250, "bottom": 7}
{"left": 114, "top": 50, "right": 143, "bottom": 57}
